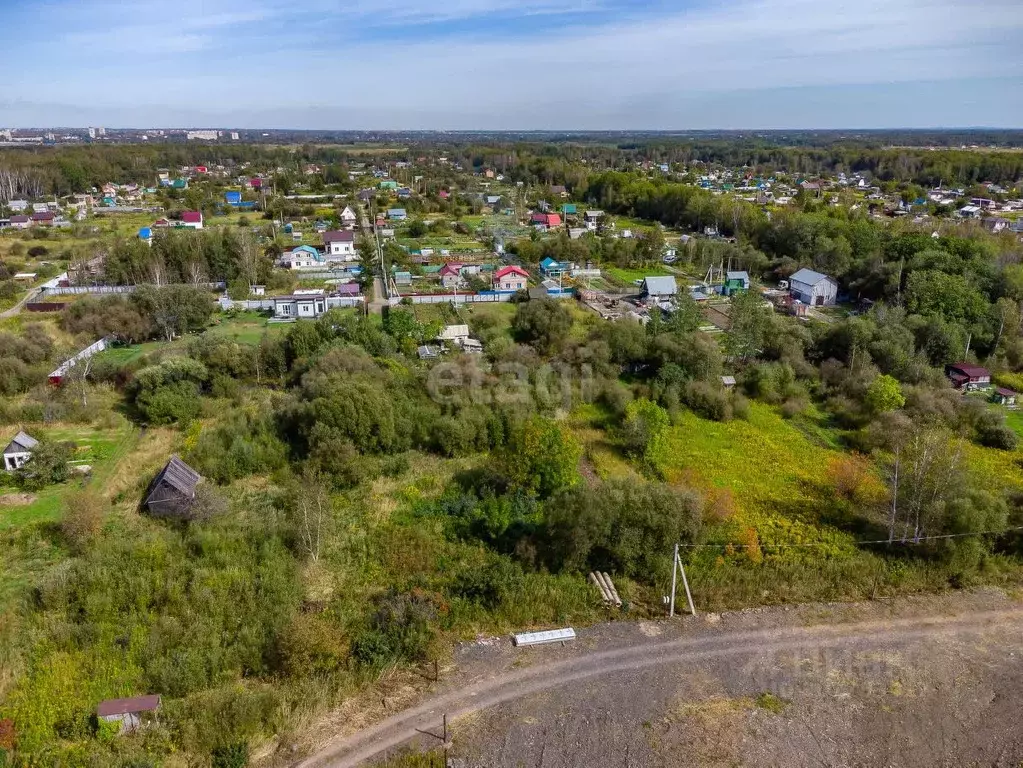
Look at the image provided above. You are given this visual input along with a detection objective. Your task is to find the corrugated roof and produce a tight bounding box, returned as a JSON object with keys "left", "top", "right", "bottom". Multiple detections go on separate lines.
{"left": 642, "top": 276, "right": 678, "bottom": 295}
{"left": 322, "top": 230, "right": 354, "bottom": 243}
{"left": 789, "top": 268, "right": 833, "bottom": 286}
{"left": 726, "top": 271, "right": 749, "bottom": 281}
{"left": 97, "top": 694, "right": 161, "bottom": 717}
{"left": 948, "top": 363, "right": 990, "bottom": 378}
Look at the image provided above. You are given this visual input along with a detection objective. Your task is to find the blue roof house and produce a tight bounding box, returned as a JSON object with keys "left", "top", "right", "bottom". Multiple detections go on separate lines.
{"left": 540, "top": 257, "right": 566, "bottom": 277}
{"left": 225, "top": 191, "right": 242, "bottom": 205}
{"left": 387, "top": 208, "right": 407, "bottom": 221}
{"left": 138, "top": 227, "right": 153, "bottom": 244}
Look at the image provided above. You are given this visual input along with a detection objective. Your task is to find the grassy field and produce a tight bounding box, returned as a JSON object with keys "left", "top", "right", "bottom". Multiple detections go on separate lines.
{"left": 0, "top": 418, "right": 138, "bottom": 529}
{"left": 606, "top": 266, "right": 673, "bottom": 285}
{"left": 92, "top": 311, "right": 287, "bottom": 366}
{"left": 649, "top": 402, "right": 861, "bottom": 555}
{"left": 1005, "top": 409, "right": 1023, "bottom": 438}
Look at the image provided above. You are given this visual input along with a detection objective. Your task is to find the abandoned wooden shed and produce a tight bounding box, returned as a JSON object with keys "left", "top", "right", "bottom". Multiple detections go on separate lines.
{"left": 96, "top": 694, "right": 161, "bottom": 734}
{"left": 144, "top": 456, "right": 201, "bottom": 517}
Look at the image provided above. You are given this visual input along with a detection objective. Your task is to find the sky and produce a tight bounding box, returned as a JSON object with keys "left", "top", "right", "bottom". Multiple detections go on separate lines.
{"left": 1, "top": 0, "right": 1022, "bottom": 129}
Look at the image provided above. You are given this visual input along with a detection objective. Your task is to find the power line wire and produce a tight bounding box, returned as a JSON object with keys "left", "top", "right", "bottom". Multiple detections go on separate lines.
{"left": 679, "top": 525, "right": 1023, "bottom": 551}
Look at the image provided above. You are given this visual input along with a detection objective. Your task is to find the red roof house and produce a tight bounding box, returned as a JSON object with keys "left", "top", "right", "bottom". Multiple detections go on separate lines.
{"left": 438, "top": 263, "right": 465, "bottom": 288}
{"left": 494, "top": 265, "right": 529, "bottom": 291}
{"left": 179, "top": 211, "right": 203, "bottom": 229}
{"left": 945, "top": 363, "right": 991, "bottom": 391}
{"left": 530, "top": 213, "right": 562, "bottom": 230}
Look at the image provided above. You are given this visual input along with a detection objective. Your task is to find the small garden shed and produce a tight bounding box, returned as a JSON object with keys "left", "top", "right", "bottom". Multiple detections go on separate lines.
{"left": 144, "top": 456, "right": 201, "bottom": 517}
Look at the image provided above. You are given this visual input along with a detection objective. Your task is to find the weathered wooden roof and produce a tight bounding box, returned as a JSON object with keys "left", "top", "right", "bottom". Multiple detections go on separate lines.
{"left": 152, "top": 455, "right": 201, "bottom": 497}
{"left": 3, "top": 430, "right": 38, "bottom": 456}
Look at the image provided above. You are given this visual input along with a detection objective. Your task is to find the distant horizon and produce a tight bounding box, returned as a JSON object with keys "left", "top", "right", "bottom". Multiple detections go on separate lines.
{"left": 5, "top": 126, "right": 1023, "bottom": 135}
{"left": 2, "top": 0, "right": 1022, "bottom": 130}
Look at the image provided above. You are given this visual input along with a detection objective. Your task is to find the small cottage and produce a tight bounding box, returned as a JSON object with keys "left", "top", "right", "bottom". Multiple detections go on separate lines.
{"left": 789, "top": 268, "right": 838, "bottom": 306}
{"left": 3, "top": 431, "right": 38, "bottom": 471}
{"left": 144, "top": 456, "right": 201, "bottom": 517}
{"left": 641, "top": 276, "right": 678, "bottom": 302}
{"left": 945, "top": 363, "right": 991, "bottom": 391}
{"left": 438, "top": 264, "right": 466, "bottom": 289}
{"left": 493, "top": 266, "right": 529, "bottom": 292}
{"left": 322, "top": 230, "right": 356, "bottom": 260}
{"left": 991, "top": 387, "right": 1016, "bottom": 406}
{"left": 97, "top": 695, "right": 161, "bottom": 735}
{"left": 724, "top": 271, "right": 750, "bottom": 296}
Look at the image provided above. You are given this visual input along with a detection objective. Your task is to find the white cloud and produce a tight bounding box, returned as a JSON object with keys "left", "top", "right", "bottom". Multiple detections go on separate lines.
{"left": 2, "top": 0, "right": 1022, "bottom": 127}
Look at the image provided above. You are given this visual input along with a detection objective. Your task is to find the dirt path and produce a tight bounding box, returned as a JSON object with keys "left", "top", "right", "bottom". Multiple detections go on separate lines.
{"left": 295, "top": 593, "right": 1023, "bottom": 768}
{"left": 0, "top": 287, "right": 41, "bottom": 318}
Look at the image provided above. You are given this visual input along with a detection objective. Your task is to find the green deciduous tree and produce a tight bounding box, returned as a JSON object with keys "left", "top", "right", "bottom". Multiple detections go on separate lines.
{"left": 17, "top": 440, "right": 75, "bottom": 491}
{"left": 865, "top": 374, "right": 905, "bottom": 413}
{"left": 500, "top": 416, "right": 580, "bottom": 498}
{"left": 512, "top": 299, "right": 572, "bottom": 356}
{"left": 725, "top": 288, "right": 768, "bottom": 363}
{"left": 545, "top": 479, "right": 703, "bottom": 578}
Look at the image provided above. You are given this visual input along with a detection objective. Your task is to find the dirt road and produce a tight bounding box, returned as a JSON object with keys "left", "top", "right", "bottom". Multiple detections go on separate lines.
{"left": 296, "top": 591, "right": 1023, "bottom": 768}
{"left": 0, "top": 287, "right": 41, "bottom": 318}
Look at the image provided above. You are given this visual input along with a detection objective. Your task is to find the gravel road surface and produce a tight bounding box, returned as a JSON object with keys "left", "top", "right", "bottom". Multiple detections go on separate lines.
{"left": 295, "top": 589, "right": 1023, "bottom": 768}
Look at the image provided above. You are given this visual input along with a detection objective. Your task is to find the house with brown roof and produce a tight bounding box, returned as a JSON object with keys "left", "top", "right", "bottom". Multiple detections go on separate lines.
{"left": 945, "top": 363, "right": 991, "bottom": 391}
{"left": 97, "top": 694, "right": 161, "bottom": 734}
{"left": 322, "top": 229, "right": 356, "bottom": 261}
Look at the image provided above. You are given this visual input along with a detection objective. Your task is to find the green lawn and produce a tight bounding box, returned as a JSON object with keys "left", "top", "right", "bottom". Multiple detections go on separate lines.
{"left": 94, "top": 312, "right": 286, "bottom": 367}
{"left": 606, "top": 266, "right": 672, "bottom": 286}
{"left": 0, "top": 420, "right": 137, "bottom": 529}
{"left": 1005, "top": 409, "right": 1023, "bottom": 438}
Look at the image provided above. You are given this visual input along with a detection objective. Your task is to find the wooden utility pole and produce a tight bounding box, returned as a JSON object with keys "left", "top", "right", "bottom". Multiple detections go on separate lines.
{"left": 668, "top": 544, "right": 696, "bottom": 617}
{"left": 669, "top": 543, "right": 679, "bottom": 617}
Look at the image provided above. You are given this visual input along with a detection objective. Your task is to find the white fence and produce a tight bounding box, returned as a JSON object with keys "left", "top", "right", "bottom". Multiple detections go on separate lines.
{"left": 389, "top": 291, "right": 516, "bottom": 306}
{"left": 41, "top": 282, "right": 226, "bottom": 297}
{"left": 49, "top": 336, "right": 111, "bottom": 382}
{"left": 42, "top": 285, "right": 135, "bottom": 296}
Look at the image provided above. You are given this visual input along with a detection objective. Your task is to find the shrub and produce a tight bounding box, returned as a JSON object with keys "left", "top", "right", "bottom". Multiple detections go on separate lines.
{"left": 498, "top": 416, "right": 580, "bottom": 498}
{"left": 211, "top": 741, "right": 249, "bottom": 768}
{"left": 865, "top": 374, "right": 905, "bottom": 413}
{"left": 545, "top": 479, "right": 703, "bottom": 578}
{"left": 17, "top": 440, "right": 75, "bottom": 490}
{"left": 130, "top": 358, "right": 208, "bottom": 425}
{"left": 512, "top": 299, "right": 572, "bottom": 356}
{"left": 619, "top": 398, "right": 669, "bottom": 457}
{"left": 449, "top": 559, "right": 525, "bottom": 610}
{"left": 978, "top": 422, "right": 1019, "bottom": 451}
{"left": 351, "top": 591, "right": 439, "bottom": 669}
{"left": 780, "top": 398, "right": 807, "bottom": 419}
{"left": 187, "top": 411, "right": 288, "bottom": 483}
{"left": 681, "top": 380, "right": 731, "bottom": 421}
{"left": 60, "top": 490, "right": 105, "bottom": 553}
{"left": 273, "top": 614, "right": 347, "bottom": 678}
